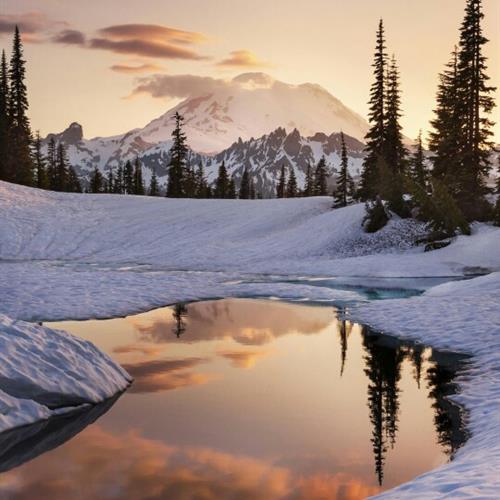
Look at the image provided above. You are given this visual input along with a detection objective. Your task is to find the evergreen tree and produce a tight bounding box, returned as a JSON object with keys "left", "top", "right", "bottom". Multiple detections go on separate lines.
{"left": 46, "top": 137, "right": 57, "bottom": 190}
{"left": 239, "top": 168, "right": 251, "bottom": 199}
{"left": 303, "top": 163, "right": 314, "bottom": 196}
{"left": 7, "top": 26, "right": 33, "bottom": 185}
{"left": 106, "top": 167, "right": 114, "bottom": 193}
{"left": 194, "top": 164, "right": 209, "bottom": 198}
{"left": 149, "top": 169, "right": 160, "bottom": 196}
{"left": 429, "top": 48, "right": 463, "bottom": 187}
{"left": 227, "top": 177, "right": 237, "bottom": 199}
{"left": 409, "top": 130, "right": 429, "bottom": 190}
{"left": 55, "top": 142, "right": 69, "bottom": 191}
{"left": 166, "top": 111, "right": 188, "bottom": 197}
{"left": 249, "top": 177, "right": 256, "bottom": 199}
{"left": 494, "top": 159, "right": 500, "bottom": 226}
{"left": 314, "top": 156, "right": 328, "bottom": 195}
{"left": 276, "top": 164, "right": 286, "bottom": 198}
{"left": 360, "top": 19, "right": 387, "bottom": 200}
{"left": 286, "top": 168, "right": 298, "bottom": 198}
{"left": 0, "top": 50, "right": 8, "bottom": 181}
{"left": 115, "top": 164, "right": 124, "bottom": 194}
{"left": 32, "top": 131, "right": 47, "bottom": 189}
{"left": 455, "top": 0, "right": 496, "bottom": 219}
{"left": 214, "top": 161, "right": 229, "bottom": 198}
{"left": 133, "top": 158, "right": 144, "bottom": 195}
{"left": 333, "top": 132, "right": 355, "bottom": 207}
{"left": 90, "top": 166, "right": 103, "bottom": 193}
{"left": 384, "top": 55, "right": 407, "bottom": 175}
{"left": 67, "top": 166, "right": 82, "bottom": 193}
{"left": 123, "top": 160, "right": 134, "bottom": 194}
{"left": 183, "top": 165, "right": 197, "bottom": 197}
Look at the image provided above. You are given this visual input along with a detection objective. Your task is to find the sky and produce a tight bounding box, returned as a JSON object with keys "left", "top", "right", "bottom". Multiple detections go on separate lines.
{"left": 0, "top": 0, "right": 499, "bottom": 143}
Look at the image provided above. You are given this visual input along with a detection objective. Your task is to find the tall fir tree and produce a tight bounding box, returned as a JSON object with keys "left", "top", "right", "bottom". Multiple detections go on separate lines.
{"left": 32, "top": 131, "right": 47, "bottom": 189}
{"left": 286, "top": 168, "right": 298, "bottom": 198}
{"left": 133, "top": 158, "right": 144, "bottom": 195}
{"left": 166, "top": 111, "right": 188, "bottom": 198}
{"left": 239, "top": 168, "right": 250, "bottom": 199}
{"left": 429, "top": 48, "right": 462, "bottom": 186}
{"left": 149, "top": 169, "right": 160, "bottom": 196}
{"left": 409, "top": 130, "right": 429, "bottom": 190}
{"left": 455, "top": 0, "right": 496, "bottom": 218}
{"left": 214, "top": 161, "right": 229, "bottom": 198}
{"left": 314, "top": 156, "right": 328, "bottom": 195}
{"left": 333, "top": 132, "right": 355, "bottom": 207}
{"left": 183, "top": 165, "right": 197, "bottom": 197}
{"left": 0, "top": 50, "right": 8, "bottom": 181}
{"left": 106, "top": 167, "right": 114, "bottom": 193}
{"left": 384, "top": 55, "right": 407, "bottom": 175}
{"left": 7, "top": 26, "right": 33, "bottom": 185}
{"left": 359, "top": 19, "right": 387, "bottom": 200}
{"left": 304, "top": 163, "right": 314, "bottom": 196}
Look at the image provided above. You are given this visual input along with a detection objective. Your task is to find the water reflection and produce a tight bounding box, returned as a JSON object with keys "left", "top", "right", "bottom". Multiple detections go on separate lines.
{"left": 0, "top": 299, "right": 467, "bottom": 499}
{"left": 0, "top": 394, "right": 120, "bottom": 473}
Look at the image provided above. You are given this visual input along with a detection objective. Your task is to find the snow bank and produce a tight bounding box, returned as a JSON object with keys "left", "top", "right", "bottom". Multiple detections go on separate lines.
{"left": 0, "top": 315, "right": 131, "bottom": 433}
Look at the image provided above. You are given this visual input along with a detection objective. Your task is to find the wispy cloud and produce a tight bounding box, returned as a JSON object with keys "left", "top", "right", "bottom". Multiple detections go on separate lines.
{"left": 218, "top": 349, "right": 271, "bottom": 369}
{"left": 217, "top": 49, "right": 271, "bottom": 68}
{"left": 110, "top": 63, "right": 164, "bottom": 74}
{"left": 98, "top": 24, "right": 207, "bottom": 45}
{"left": 52, "top": 29, "right": 86, "bottom": 45}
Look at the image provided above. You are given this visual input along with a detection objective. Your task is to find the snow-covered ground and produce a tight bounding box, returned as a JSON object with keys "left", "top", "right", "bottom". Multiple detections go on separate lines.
{"left": 0, "top": 180, "right": 499, "bottom": 497}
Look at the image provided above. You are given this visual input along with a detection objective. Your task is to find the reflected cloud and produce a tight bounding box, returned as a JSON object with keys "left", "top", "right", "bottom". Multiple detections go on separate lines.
{"left": 218, "top": 349, "right": 271, "bottom": 369}
{"left": 122, "top": 358, "right": 215, "bottom": 393}
{"left": 113, "top": 343, "right": 165, "bottom": 356}
{"left": 129, "top": 299, "right": 334, "bottom": 346}
{"left": 0, "top": 426, "right": 381, "bottom": 499}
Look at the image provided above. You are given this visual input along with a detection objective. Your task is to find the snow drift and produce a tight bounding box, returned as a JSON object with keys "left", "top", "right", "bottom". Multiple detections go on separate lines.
{"left": 0, "top": 315, "right": 131, "bottom": 433}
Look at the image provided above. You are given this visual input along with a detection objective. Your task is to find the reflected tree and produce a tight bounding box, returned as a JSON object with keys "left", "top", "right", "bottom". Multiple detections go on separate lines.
{"left": 362, "top": 328, "right": 404, "bottom": 485}
{"left": 172, "top": 303, "right": 188, "bottom": 338}
{"left": 426, "top": 363, "right": 466, "bottom": 458}
{"left": 408, "top": 345, "right": 424, "bottom": 389}
{"left": 336, "top": 309, "right": 353, "bottom": 377}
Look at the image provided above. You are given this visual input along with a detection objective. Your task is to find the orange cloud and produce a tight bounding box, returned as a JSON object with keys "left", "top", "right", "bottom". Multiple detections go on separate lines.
{"left": 98, "top": 24, "right": 207, "bottom": 45}
{"left": 122, "top": 357, "right": 216, "bottom": 393}
{"left": 217, "top": 349, "right": 271, "bottom": 368}
{"left": 112, "top": 343, "right": 165, "bottom": 356}
{"left": 217, "top": 49, "right": 271, "bottom": 68}
{"left": 110, "top": 63, "right": 164, "bottom": 74}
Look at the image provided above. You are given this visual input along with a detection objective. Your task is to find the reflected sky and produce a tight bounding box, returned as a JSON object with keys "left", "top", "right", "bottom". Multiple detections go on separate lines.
{"left": 0, "top": 299, "right": 465, "bottom": 499}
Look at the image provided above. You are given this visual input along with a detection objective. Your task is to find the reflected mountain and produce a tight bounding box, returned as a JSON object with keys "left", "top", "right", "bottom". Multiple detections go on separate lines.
{"left": 0, "top": 394, "right": 120, "bottom": 474}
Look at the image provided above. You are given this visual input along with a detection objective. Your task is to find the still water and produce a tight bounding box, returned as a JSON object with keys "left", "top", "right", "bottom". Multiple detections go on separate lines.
{"left": 0, "top": 299, "right": 466, "bottom": 499}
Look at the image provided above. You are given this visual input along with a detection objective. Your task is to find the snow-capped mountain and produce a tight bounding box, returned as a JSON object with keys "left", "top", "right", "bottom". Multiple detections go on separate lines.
{"left": 204, "top": 128, "right": 366, "bottom": 196}
{"left": 43, "top": 73, "right": 372, "bottom": 194}
{"left": 140, "top": 73, "right": 369, "bottom": 153}
{"left": 46, "top": 123, "right": 366, "bottom": 196}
